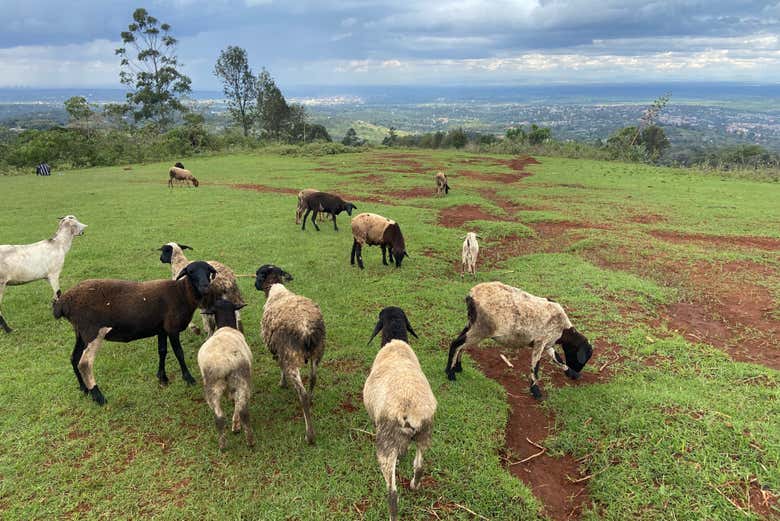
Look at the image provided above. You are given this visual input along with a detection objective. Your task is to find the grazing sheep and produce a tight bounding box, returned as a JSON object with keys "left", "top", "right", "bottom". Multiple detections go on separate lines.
{"left": 350, "top": 213, "right": 409, "bottom": 270}
{"left": 364, "top": 308, "right": 436, "bottom": 521}
{"left": 445, "top": 282, "right": 593, "bottom": 399}
{"left": 255, "top": 265, "right": 325, "bottom": 445}
{"left": 301, "top": 191, "right": 357, "bottom": 232}
{"left": 0, "top": 215, "right": 87, "bottom": 333}
{"left": 435, "top": 171, "right": 450, "bottom": 195}
{"left": 52, "top": 261, "right": 217, "bottom": 405}
{"left": 198, "top": 299, "right": 254, "bottom": 450}
{"left": 158, "top": 242, "right": 245, "bottom": 336}
{"left": 461, "top": 232, "right": 481, "bottom": 277}
{"left": 367, "top": 306, "right": 418, "bottom": 347}
{"left": 296, "top": 188, "right": 320, "bottom": 225}
{"left": 168, "top": 164, "right": 199, "bottom": 188}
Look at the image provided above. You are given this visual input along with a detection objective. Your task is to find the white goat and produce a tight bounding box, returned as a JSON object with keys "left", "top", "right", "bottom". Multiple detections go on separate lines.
{"left": 0, "top": 215, "right": 87, "bottom": 332}
{"left": 461, "top": 232, "right": 481, "bottom": 277}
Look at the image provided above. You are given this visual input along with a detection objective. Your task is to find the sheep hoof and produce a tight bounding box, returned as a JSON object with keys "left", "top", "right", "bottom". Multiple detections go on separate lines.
{"left": 183, "top": 373, "right": 196, "bottom": 385}
{"left": 453, "top": 361, "right": 463, "bottom": 373}
{"left": 565, "top": 368, "right": 581, "bottom": 380}
{"left": 158, "top": 374, "right": 170, "bottom": 386}
{"left": 530, "top": 384, "right": 542, "bottom": 400}
{"left": 89, "top": 385, "right": 107, "bottom": 405}
{"left": 446, "top": 370, "right": 456, "bottom": 381}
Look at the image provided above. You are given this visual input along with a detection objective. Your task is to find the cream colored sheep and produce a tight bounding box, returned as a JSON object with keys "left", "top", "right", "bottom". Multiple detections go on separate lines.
{"left": 445, "top": 282, "right": 593, "bottom": 399}
{"left": 168, "top": 165, "right": 199, "bottom": 187}
{"left": 350, "top": 213, "right": 408, "bottom": 269}
{"left": 461, "top": 232, "right": 480, "bottom": 277}
{"left": 434, "top": 171, "right": 449, "bottom": 195}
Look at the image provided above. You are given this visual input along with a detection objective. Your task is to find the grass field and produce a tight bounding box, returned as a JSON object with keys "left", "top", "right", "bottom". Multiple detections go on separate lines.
{"left": 0, "top": 149, "right": 778, "bottom": 520}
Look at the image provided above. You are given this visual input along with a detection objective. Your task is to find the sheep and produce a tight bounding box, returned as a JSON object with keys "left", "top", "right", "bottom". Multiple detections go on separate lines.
{"left": 364, "top": 307, "right": 436, "bottom": 521}
{"left": 0, "top": 215, "right": 87, "bottom": 333}
{"left": 198, "top": 299, "right": 254, "bottom": 450}
{"left": 350, "top": 213, "right": 409, "bottom": 270}
{"left": 168, "top": 163, "right": 199, "bottom": 188}
{"left": 445, "top": 282, "right": 593, "bottom": 399}
{"left": 158, "top": 242, "right": 245, "bottom": 336}
{"left": 255, "top": 264, "right": 325, "bottom": 445}
{"left": 461, "top": 232, "right": 481, "bottom": 277}
{"left": 295, "top": 188, "right": 319, "bottom": 225}
{"left": 367, "top": 306, "right": 418, "bottom": 347}
{"left": 435, "top": 171, "right": 450, "bottom": 195}
{"left": 301, "top": 191, "right": 357, "bottom": 232}
{"left": 52, "top": 261, "right": 217, "bottom": 405}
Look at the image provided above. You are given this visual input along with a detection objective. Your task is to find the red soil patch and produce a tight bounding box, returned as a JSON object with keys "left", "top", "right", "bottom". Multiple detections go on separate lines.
{"left": 387, "top": 186, "right": 435, "bottom": 199}
{"left": 650, "top": 230, "right": 780, "bottom": 251}
{"left": 501, "top": 156, "right": 541, "bottom": 171}
{"left": 360, "top": 174, "right": 386, "bottom": 185}
{"left": 628, "top": 213, "right": 667, "bottom": 224}
{"left": 467, "top": 344, "right": 613, "bottom": 520}
{"left": 439, "top": 205, "right": 508, "bottom": 228}
{"left": 231, "top": 183, "right": 299, "bottom": 195}
{"left": 479, "top": 187, "right": 542, "bottom": 215}
{"left": 748, "top": 481, "right": 779, "bottom": 519}
{"left": 458, "top": 169, "right": 531, "bottom": 184}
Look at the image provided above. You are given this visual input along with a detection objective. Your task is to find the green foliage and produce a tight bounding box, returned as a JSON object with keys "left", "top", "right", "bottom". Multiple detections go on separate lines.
{"left": 445, "top": 127, "right": 468, "bottom": 149}
{"left": 341, "top": 127, "right": 364, "bottom": 147}
{"left": 213, "top": 46, "right": 258, "bottom": 137}
{"left": 527, "top": 124, "right": 551, "bottom": 145}
{"left": 63, "top": 96, "right": 93, "bottom": 124}
{"left": 256, "top": 68, "right": 290, "bottom": 139}
{"left": 115, "top": 8, "right": 192, "bottom": 129}
{"left": 505, "top": 127, "right": 527, "bottom": 142}
{"left": 382, "top": 126, "right": 399, "bottom": 146}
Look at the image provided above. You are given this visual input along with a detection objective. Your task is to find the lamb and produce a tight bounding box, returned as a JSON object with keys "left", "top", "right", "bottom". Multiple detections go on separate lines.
{"left": 445, "top": 282, "right": 593, "bottom": 399}
{"left": 301, "top": 191, "right": 357, "bottom": 232}
{"left": 198, "top": 299, "right": 254, "bottom": 450}
{"left": 364, "top": 307, "right": 436, "bottom": 521}
{"left": 461, "top": 232, "right": 481, "bottom": 277}
{"left": 255, "top": 264, "right": 325, "bottom": 445}
{"left": 0, "top": 215, "right": 87, "bottom": 333}
{"left": 52, "top": 260, "right": 217, "bottom": 405}
{"left": 168, "top": 163, "right": 199, "bottom": 188}
{"left": 158, "top": 242, "right": 245, "bottom": 336}
{"left": 350, "top": 212, "right": 409, "bottom": 270}
{"left": 435, "top": 171, "right": 450, "bottom": 195}
{"left": 295, "top": 188, "right": 319, "bottom": 225}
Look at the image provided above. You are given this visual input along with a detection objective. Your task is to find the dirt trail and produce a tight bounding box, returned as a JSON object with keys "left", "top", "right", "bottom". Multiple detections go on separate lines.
{"left": 649, "top": 230, "right": 780, "bottom": 251}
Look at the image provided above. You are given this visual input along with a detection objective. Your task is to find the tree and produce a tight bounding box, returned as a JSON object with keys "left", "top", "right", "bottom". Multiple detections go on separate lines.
{"left": 382, "top": 126, "right": 398, "bottom": 147}
{"left": 115, "top": 8, "right": 192, "bottom": 129}
{"left": 256, "top": 68, "right": 289, "bottom": 139}
{"left": 527, "top": 124, "right": 551, "bottom": 145}
{"left": 447, "top": 127, "right": 468, "bottom": 149}
{"left": 640, "top": 125, "right": 670, "bottom": 159}
{"left": 630, "top": 92, "right": 671, "bottom": 146}
{"left": 342, "top": 127, "right": 364, "bottom": 147}
{"left": 213, "top": 46, "right": 257, "bottom": 137}
{"left": 505, "top": 127, "right": 526, "bottom": 142}
{"left": 286, "top": 103, "right": 309, "bottom": 142}
{"left": 64, "top": 96, "right": 93, "bottom": 124}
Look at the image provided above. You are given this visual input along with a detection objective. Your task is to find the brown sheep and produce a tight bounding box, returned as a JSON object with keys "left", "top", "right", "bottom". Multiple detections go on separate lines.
{"left": 168, "top": 163, "right": 199, "bottom": 188}
{"left": 435, "top": 171, "right": 450, "bottom": 195}
{"left": 350, "top": 213, "right": 408, "bottom": 269}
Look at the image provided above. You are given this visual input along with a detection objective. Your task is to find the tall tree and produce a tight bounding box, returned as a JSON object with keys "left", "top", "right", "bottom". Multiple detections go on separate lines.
{"left": 213, "top": 46, "right": 257, "bottom": 136}
{"left": 115, "top": 8, "right": 192, "bottom": 129}
{"left": 255, "top": 68, "right": 289, "bottom": 139}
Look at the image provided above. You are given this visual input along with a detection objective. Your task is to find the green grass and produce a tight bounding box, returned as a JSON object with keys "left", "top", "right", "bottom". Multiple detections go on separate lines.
{"left": 0, "top": 149, "right": 778, "bottom": 520}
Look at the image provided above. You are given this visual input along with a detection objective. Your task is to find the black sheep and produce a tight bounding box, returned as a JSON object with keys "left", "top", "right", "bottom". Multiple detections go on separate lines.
{"left": 367, "top": 306, "right": 418, "bottom": 346}
{"left": 301, "top": 191, "right": 357, "bottom": 232}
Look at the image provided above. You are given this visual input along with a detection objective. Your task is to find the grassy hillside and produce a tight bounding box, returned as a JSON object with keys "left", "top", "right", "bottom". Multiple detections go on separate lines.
{"left": 0, "top": 150, "right": 777, "bottom": 520}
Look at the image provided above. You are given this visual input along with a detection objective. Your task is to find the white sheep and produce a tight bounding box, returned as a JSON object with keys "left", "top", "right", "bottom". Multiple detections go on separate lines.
{"left": 364, "top": 307, "right": 436, "bottom": 521}
{"left": 0, "top": 215, "right": 87, "bottom": 333}
{"left": 198, "top": 299, "right": 253, "bottom": 450}
{"left": 445, "top": 282, "right": 593, "bottom": 399}
{"left": 255, "top": 265, "right": 325, "bottom": 445}
{"left": 461, "top": 232, "right": 481, "bottom": 277}
{"left": 434, "top": 171, "right": 450, "bottom": 195}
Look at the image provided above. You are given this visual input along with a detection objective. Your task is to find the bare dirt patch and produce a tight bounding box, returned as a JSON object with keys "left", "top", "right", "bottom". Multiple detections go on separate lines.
{"left": 387, "top": 187, "right": 434, "bottom": 199}
{"left": 467, "top": 345, "right": 607, "bottom": 521}
{"left": 231, "top": 183, "right": 299, "bottom": 195}
{"left": 439, "top": 205, "right": 508, "bottom": 228}
{"left": 501, "top": 156, "right": 541, "bottom": 172}
{"left": 650, "top": 230, "right": 780, "bottom": 251}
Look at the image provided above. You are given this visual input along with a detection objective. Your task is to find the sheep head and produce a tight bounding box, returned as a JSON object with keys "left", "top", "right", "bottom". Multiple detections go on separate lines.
{"left": 174, "top": 162, "right": 184, "bottom": 169}
{"left": 556, "top": 327, "right": 593, "bottom": 378}
{"left": 367, "top": 306, "right": 418, "bottom": 346}
{"left": 254, "top": 264, "right": 293, "bottom": 295}
{"left": 58, "top": 215, "right": 88, "bottom": 237}
{"left": 201, "top": 299, "right": 246, "bottom": 330}
{"left": 158, "top": 243, "right": 192, "bottom": 264}
{"left": 344, "top": 202, "right": 357, "bottom": 216}
{"left": 176, "top": 261, "right": 217, "bottom": 298}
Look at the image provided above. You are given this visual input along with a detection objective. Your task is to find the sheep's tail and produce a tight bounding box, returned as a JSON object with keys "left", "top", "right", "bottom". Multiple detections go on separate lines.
{"left": 444, "top": 182, "right": 450, "bottom": 194}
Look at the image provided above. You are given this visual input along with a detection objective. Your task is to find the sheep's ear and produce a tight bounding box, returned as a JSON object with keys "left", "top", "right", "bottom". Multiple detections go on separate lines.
{"left": 57, "top": 216, "right": 65, "bottom": 220}
{"left": 234, "top": 303, "right": 247, "bottom": 311}
{"left": 178, "top": 243, "right": 193, "bottom": 250}
{"left": 282, "top": 271, "right": 293, "bottom": 282}
{"left": 476, "top": 235, "right": 483, "bottom": 240}
{"left": 405, "top": 316, "right": 418, "bottom": 339}
{"left": 367, "top": 320, "right": 382, "bottom": 345}
{"left": 176, "top": 267, "right": 188, "bottom": 279}
{"left": 404, "top": 251, "right": 410, "bottom": 258}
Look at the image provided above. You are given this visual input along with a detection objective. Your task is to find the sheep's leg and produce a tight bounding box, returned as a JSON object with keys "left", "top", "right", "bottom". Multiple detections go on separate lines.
{"left": 47, "top": 270, "right": 62, "bottom": 300}
{"left": 311, "top": 210, "right": 321, "bottom": 232}
{"left": 410, "top": 444, "right": 425, "bottom": 490}
{"left": 235, "top": 309, "right": 244, "bottom": 333}
{"left": 331, "top": 213, "right": 338, "bottom": 231}
{"left": 308, "top": 359, "right": 318, "bottom": 398}
{"left": 381, "top": 245, "right": 388, "bottom": 265}
{"left": 231, "top": 370, "right": 254, "bottom": 447}
{"left": 377, "top": 445, "right": 399, "bottom": 521}
{"left": 354, "top": 242, "right": 365, "bottom": 269}
{"left": 70, "top": 334, "right": 88, "bottom": 392}
{"left": 200, "top": 312, "right": 215, "bottom": 338}
{"left": 79, "top": 327, "right": 111, "bottom": 405}
{"left": 529, "top": 343, "right": 545, "bottom": 400}
{"left": 169, "top": 333, "right": 196, "bottom": 385}
{"left": 295, "top": 201, "right": 304, "bottom": 225}
{"left": 157, "top": 333, "right": 170, "bottom": 385}
{"left": 445, "top": 325, "right": 479, "bottom": 380}
{"left": 546, "top": 345, "right": 577, "bottom": 379}
{"left": 279, "top": 368, "right": 288, "bottom": 388}
{"left": 350, "top": 240, "right": 357, "bottom": 265}
{"left": 204, "top": 380, "right": 227, "bottom": 450}
{"left": 0, "top": 281, "right": 11, "bottom": 333}
{"left": 301, "top": 208, "right": 311, "bottom": 230}
{"left": 287, "top": 367, "right": 315, "bottom": 445}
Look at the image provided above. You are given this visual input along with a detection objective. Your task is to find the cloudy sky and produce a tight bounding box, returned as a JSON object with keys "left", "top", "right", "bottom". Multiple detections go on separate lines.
{"left": 2, "top": 0, "right": 780, "bottom": 89}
